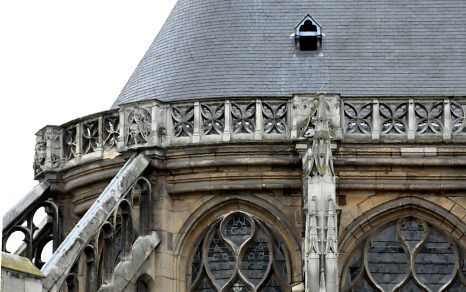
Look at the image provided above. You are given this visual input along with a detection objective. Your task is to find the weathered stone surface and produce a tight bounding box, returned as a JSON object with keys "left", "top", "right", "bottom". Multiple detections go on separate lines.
{"left": 1, "top": 253, "right": 43, "bottom": 292}
{"left": 99, "top": 232, "right": 160, "bottom": 292}
{"left": 41, "top": 153, "right": 150, "bottom": 291}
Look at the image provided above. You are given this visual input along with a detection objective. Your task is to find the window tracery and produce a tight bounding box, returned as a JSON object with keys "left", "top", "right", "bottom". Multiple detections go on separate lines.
{"left": 189, "top": 212, "right": 291, "bottom": 292}
{"left": 342, "top": 217, "right": 466, "bottom": 291}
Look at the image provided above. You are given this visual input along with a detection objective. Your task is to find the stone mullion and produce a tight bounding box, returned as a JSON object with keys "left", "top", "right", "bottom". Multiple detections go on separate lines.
{"left": 75, "top": 123, "right": 82, "bottom": 160}
{"left": 255, "top": 99, "right": 263, "bottom": 140}
{"left": 408, "top": 98, "right": 416, "bottom": 141}
{"left": 372, "top": 99, "right": 380, "bottom": 140}
{"left": 443, "top": 98, "right": 452, "bottom": 142}
{"left": 193, "top": 101, "right": 201, "bottom": 143}
{"left": 165, "top": 104, "right": 174, "bottom": 145}
{"left": 152, "top": 102, "right": 165, "bottom": 147}
{"left": 223, "top": 100, "right": 231, "bottom": 142}
{"left": 340, "top": 99, "right": 346, "bottom": 139}
{"left": 117, "top": 107, "right": 125, "bottom": 151}
{"left": 286, "top": 98, "right": 293, "bottom": 138}
{"left": 97, "top": 115, "right": 104, "bottom": 153}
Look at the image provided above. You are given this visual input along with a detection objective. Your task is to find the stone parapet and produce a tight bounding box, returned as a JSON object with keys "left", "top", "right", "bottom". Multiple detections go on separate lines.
{"left": 32, "top": 95, "right": 466, "bottom": 178}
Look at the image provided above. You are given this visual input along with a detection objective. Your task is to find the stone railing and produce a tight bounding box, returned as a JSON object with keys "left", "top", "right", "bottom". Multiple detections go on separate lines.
{"left": 34, "top": 109, "right": 120, "bottom": 178}
{"left": 33, "top": 95, "right": 466, "bottom": 176}
{"left": 341, "top": 97, "right": 466, "bottom": 143}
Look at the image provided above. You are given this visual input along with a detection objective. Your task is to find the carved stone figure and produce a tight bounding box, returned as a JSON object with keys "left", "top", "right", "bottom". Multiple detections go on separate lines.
{"left": 126, "top": 107, "right": 151, "bottom": 146}
{"left": 302, "top": 93, "right": 340, "bottom": 292}
{"left": 33, "top": 138, "right": 46, "bottom": 175}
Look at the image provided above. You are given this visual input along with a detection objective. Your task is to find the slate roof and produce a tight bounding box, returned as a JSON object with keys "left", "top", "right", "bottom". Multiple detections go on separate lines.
{"left": 113, "top": 0, "right": 466, "bottom": 107}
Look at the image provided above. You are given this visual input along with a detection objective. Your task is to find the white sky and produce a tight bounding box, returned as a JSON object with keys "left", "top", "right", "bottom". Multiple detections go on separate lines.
{"left": 0, "top": 1, "right": 177, "bottom": 217}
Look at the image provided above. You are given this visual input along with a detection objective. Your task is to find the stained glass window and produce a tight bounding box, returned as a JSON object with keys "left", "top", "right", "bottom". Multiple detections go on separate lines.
{"left": 342, "top": 217, "right": 466, "bottom": 291}
{"left": 189, "top": 212, "right": 291, "bottom": 292}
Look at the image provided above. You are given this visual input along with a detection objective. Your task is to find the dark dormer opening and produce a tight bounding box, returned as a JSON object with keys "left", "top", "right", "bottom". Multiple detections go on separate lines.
{"left": 299, "top": 20, "right": 318, "bottom": 50}
{"left": 295, "top": 15, "right": 322, "bottom": 52}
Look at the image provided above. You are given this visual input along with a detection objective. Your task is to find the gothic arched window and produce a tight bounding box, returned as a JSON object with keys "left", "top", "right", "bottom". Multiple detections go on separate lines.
{"left": 342, "top": 217, "right": 466, "bottom": 291}
{"left": 189, "top": 212, "right": 291, "bottom": 292}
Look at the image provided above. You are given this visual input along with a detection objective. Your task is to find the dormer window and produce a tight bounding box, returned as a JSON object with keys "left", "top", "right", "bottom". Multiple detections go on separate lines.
{"left": 295, "top": 14, "right": 322, "bottom": 51}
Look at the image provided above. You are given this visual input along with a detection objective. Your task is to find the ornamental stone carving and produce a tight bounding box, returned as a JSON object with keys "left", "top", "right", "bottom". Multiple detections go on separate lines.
{"left": 126, "top": 107, "right": 151, "bottom": 146}
{"left": 34, "top": 139, "right": 46, "bottom": 175}
{"left": 293, "top": 94, "right": 341, "bottom": 140}
{"left": 34, "top": 126, "right": 62, "bottom": 177}
{"left": 300, "top": 93, "right": 340, "bottom": 292}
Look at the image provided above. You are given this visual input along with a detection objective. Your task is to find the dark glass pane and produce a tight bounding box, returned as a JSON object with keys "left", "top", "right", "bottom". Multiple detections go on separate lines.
{"left": 414, "top": 229, "right": 455, "bottom": 291}
{"left": 347, "top": 247, "right": 363, "bottom": 284}
{"left": 229, "top": 280, "right": 249, "bottom": 292}
{"left": 398, "top": 277, "right": 427, "bottom": 292}
{"left": 445, "top": 276, "right": 466, "bottom": 291}
{"left": 261, "top": 275, "right": 284, "bottom": 292}
{"left": 225, "top": 214, "right": 252, "bottom": 246}
{"left": 207, "top": 231, "right": 235, "bottom": 287}
{"left": 241, "top": 228, "right": 270, "bottom": 286}
{"left": 400, "top": 217, "right": 425, "bottom": 251}
{"left": 192, "top": 238, "right": 204, "bottom": 282}
{"left": 367, "top": 224, "right": 408, "bottom": 291}
{"left": 352, "top": 277, "right": 376, "bottom": 292}
{"left": 273, "top": 239, "right": 288, "bottom": 281}
{"left": 462, "top": 248, "right": 466, "bottom": 278}
{"left": 195, "top": 277, "right": 215, "bottom": 292}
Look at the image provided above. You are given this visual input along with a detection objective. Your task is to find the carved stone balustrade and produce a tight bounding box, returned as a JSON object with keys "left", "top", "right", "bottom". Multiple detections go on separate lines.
{"left": 33, "top": 96, "right": 466, "bottom": 177}
{"left": 342, "top": 97, "right": 466, "bottom": 143}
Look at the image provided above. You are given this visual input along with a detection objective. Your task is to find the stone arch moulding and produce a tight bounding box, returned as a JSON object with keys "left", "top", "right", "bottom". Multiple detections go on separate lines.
{"left": 339, "top": 196, "right": 466, "bottom": 280}
{"left": 173, "top": 194, "right": 302, "bottom": 291}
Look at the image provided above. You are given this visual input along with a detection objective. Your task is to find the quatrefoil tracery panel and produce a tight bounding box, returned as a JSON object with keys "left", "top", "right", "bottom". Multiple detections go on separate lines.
{"left": 415, "top": 102, "right": 444, "bottom": 134}
{"left": 172, "top": 105, "right": 195, "bottom": 137}
{"left": 81, "top": 120, "right": 99, "bottom": 155}
{"left": 379, "top": 103, "right": 408, "bottom": 134}
{"left": 231, "top": 103, "right": 256, "bottom": 134}
{"left": 451, "top": 102, "right": 466, "bottom": 134}
{"left": 201, "top": 104, "right": 225, "bottom": 135}
{"left": 262, "top": 102, "right": 287, "bottom": 134}
{"left": 344, "top": 103, "right": 372, "bottom": 134}
{"left": 189, "top": 212, "right": 291, "bottom": 292}
{"left": 342, "top": 217, "right": 466, "bottom": 292}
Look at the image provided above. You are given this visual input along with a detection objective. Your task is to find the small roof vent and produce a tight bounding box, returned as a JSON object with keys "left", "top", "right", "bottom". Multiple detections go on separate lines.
{"left": 295, "top": 14, "right": 322, "bottom": 51}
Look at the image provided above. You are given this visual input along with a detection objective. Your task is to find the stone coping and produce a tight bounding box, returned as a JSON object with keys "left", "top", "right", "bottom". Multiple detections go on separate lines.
{"left": 1, "top": 252, "right": 44, "bottom": 278}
